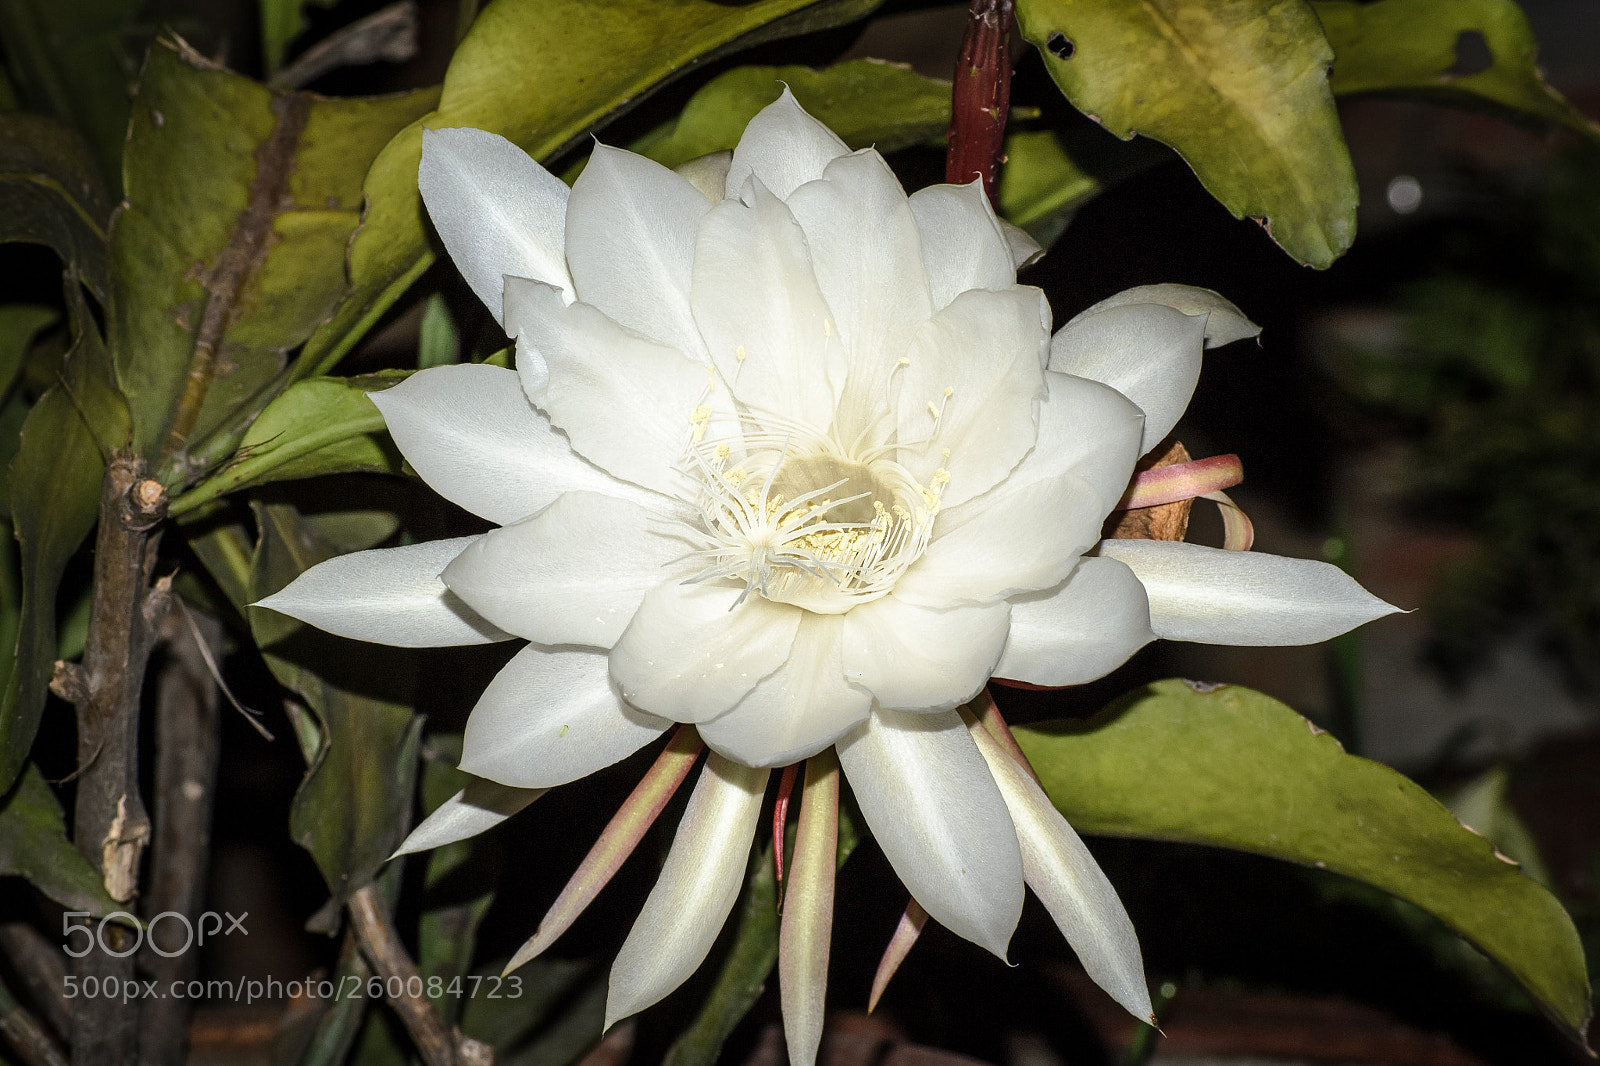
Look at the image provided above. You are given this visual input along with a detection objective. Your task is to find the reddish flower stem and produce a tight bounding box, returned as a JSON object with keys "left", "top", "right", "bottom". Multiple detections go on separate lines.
{"left": 946, "top": 0, "right": 1016, "bottom": 204}
{"left": 772, "top": 762, "right": 800, "bottom": 895}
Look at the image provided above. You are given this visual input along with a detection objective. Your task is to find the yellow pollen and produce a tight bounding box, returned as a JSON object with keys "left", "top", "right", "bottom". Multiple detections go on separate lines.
{"left": 897, "top": 357, "right": 910, "bottom": 367}
{"left": 941, "top": 447, "right": 951, "bottom": 459}
{"left": 689, "top": 405, "right": 712, "bottom": 442}
{"left": 725, "top": 465, "right": 747, "bottom": 487}
{"left": 823, "top": 318, "right": 834, "bottom": 338}
{"left": 715, "top": 442, "right": 730, "bottom": 461}
{"left": 926, "top": 400, "right": 940, "bottom": 419}
{"left": 943, "top": 386, "right": 954, "bottom": 397}
{"left": 735, "top": 344, "right": 746, "bottom": 362}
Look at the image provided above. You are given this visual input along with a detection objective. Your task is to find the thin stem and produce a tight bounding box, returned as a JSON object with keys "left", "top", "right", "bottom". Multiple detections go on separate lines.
{"left": 0, "top": 975, "right": 68, "bottom": 1066}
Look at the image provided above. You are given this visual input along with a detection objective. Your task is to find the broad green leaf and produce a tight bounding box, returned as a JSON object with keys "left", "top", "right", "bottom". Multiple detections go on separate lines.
{"left": 1443, "top": 765, "right": 1554, "bottom": 889}
{"left": 996, "top": 126, "right": 1171, "bottom": 248}
{"left": 169, "top": 372, "right": 408, "bottom": 518}
{"left": 665, "top": 807, "right": 859, "bottom": 1066}
{"left": 292, "top": 0, "right": 883, "bottom": 385}
{"left": 110, "top": 37, "right": 437, "bottom": 478}
{"left": 1016, "top": 0, "right": 1358, "bottom": 268}
{"left": 415, "top": 734, "right": 496, "bottom": 1027}
{"left": 1014, "top": 680, "right": 1592, "bottom": 1040}
{"left": 260, "top": 0, "right": 336, "bottom": 74}
{"left": 417, "top": 295, "right": 461, "bottom": 369}
{"left": 0, "top": 293, "right": 128, "bottom": 794}
{"left": 629, "top": 59, "right": 952, "bottom": 172}
{"left": 0, "top": 0, "right": 144, "bottom": 184}
{"left": 0, "top": 762, "right": 119, "bottom": 916}
{"left": 1314, "top": 0, "right": 1600, "bottom": 140}
{"left": 248, "top": 501, "right": 421, "bottom": 918}
{"left": 0, "top": 114, "right": 113, "bottom": 302}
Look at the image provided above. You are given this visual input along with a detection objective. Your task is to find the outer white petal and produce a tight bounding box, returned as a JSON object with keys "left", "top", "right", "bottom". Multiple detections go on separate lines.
{"left": 837, "top": 708, "right": 1024, "bottom": 959}
{"left": 895, "top": 286, "right": 1048, "bottom": 506}
{"left": 442, "top": 493, "right": 690, "bottom": 650}
{"left": 391, "top": 779, "right": 544, "bottom": 858}
{"left": 994, "top": 557, "right": 1155, "bottom": 686}
{"left": 906, "top": 180, "right": 1016, "bottom": 309}
{"left": 724, "top": 87, "right": 850, "bottom": 200}
{"left": 841, "top": 596, "right": 1010, "bottom": 713}
{"left": 896, "top": 472, "right": 1104, "bottom": 608}
{"left": 1097, "top": 540, "right": 1402, "bottom": 645}
{"left": 1007, "top": 371, "right": 1145, "bottom": 515}
{"left": 418, "top": 128, "right": 573, "bottom": 325}
{"left": 965, "top": 717, "right": 1154, "bottom": 1024}
{"left": 1048, "top": 303, "right": 1208, "bottom": 454}
{"left": 459, "top": 646, "right": 668, "bottom": 789}
{"left": 786, "top": 150, "right": 933, "bottom": 441}
{"left": 371, "top": 364, "right": 658, "bottom": 526}
{"left": 698, "top": 614, "right": 870, "bottom": 767}
{"left": 565, "top": 144, "right": 711, "bottom": 357}
{"left": 999, "top": 218, "right": 1044, "bottom": 270}
{"left": 692, "top": 180, "right": 844, "bottom": 430}
{"left": 254, "top": 537, "right": 509, "bottom": 647}
{"left": 1079, "top": 284, "right": 1259, "bottom": 348}
{"left": 675, "top": 150, "right": 732, "bottom": 203}
{"left": 606, "top": 755, "right": 769, "bottom": 1028}
{"left": 609, "top": 581, "right": 801, "bottom": 722}
{"left": 504, "top": 278, "right": 709, "bottom": 496}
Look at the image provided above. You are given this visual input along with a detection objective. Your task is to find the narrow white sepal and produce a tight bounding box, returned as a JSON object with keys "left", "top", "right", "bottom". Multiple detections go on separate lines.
{"left": 604, "top": 755, "right": 769, "bottom": 1030}
{"left": 252, "top": 537, "right": 510, "bottom": 648}
{"left": 964, "top": 714, "right": 1155, "bottom": 1024}
{"left": 780, "top": 752, "right": 840, "bottom": 1066}
{"left": 390, "top": 779, "right": 545, "bottom": 858}
{"left": 1096, "top": 539, "right": 1402, "bottom": 646}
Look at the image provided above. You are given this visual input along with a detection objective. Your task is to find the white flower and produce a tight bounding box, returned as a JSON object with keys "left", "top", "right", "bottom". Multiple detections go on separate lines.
{"left": 258, "top": 92, "right": 1397, "bottom": 1061}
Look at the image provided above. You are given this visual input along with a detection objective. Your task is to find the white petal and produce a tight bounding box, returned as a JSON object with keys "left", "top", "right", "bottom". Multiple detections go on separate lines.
{"left": 419, "top": 128, "right": 572, "bottom": 325}
{"left": 999, "top": 218, "right": 1044, "bottom": 270}
{"left": 1048, "top": 303, "right": 1208, "bottom": 454}
{"left": 896, "top": 472, "right": 1103, "bottom": 608}
{"left": 965, "top": 717, "right": 1153, "bottom": 1024}
{"left": 442, "top": 492, "right": 690, "bottom": 649}
{"left": 253, "top": 537, "right": 509, "bottom": 647}
{"left": 837, "top": 707, "right": 1023, "bottom": 959}
{"left": 1097, "top": 540, "right": 1402, "bottom": 645}
{"left": 371, "top": 364, "right": 658, "bottom": 526}
{"left": 606, "top": 755, "right": 769, "bottom": 1028}
{"left": 609, "top": 581, "right": 801, "bottom": 722}
{"left": 724, "top": 88, "right": 850, "bottom": 200}
{"left": 1079, "top": 284, "right": 1259, "bottom": 348}
{"left": 895, "top": 286, "right": 1048, "bottom": 506}
{"left": 906, "top": 180, "right": 1016, "bottom": 309}
{"left": 1008, "top": 371, "right": 1145, "bottom": 515}
{"left": 994, "top": 557, "right": 1155, "bottom": 686}
{"left": 692, "top": 181, "right": 844, "bottom": 430}
{"left": 565, "top": 144, "right": 711, "bottom": 356}
{"left": 698, "top": 614, "right": 870, "bottom": 767}
{"left": 841, "top": 596, "right": 1010, "bottom": 713}
{"left": 675, "top": 150, "right": 732, "bottom": 203}
{"left": 785, "top": 150, "right": 933, "bottom": 442}
{"left": 459, "top": 645, "right": 668, "bottom": 789}
{"left": 504, "top": 278, "right": 709, "bottom": 496}
{"left": 391, "top": 779, "right": 544, "bottom": 858}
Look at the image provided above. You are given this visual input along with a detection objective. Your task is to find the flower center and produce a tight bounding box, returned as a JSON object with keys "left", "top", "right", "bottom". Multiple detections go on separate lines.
{"left": 679, "top": 425, "right": 946, "bottom": 614}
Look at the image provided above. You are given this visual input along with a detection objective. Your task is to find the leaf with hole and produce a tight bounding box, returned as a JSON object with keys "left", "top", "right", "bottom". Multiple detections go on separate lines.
{"left": 1014, "top": 680, "right": 1592, "bottom": 1041}
{"left": 1313, "top": 0, "right": 1600, "bottom": 139}
{"left": 1016, "top": 0, "right": 1358, "bottom": 268}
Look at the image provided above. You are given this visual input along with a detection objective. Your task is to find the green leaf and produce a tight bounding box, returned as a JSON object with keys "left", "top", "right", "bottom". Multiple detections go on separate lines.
{"left": 0, "top": 113, "right": 114, "bottom": 303}
{"left": 109, "top": 37, "right": 437, "bottom": 477}
{"left": 1442, "top": 765, "right": 1554, "bottom": 889}
{"left": 0, "top": 0, "right": 145, "bottom": 184}
{"left": 1014, "top": 680, "right": 1592, "bottom": 1041}
{"left": 260, "top": 0, "right": 336, "bottom": 74}
{"left": 0, "top": 292, "right": 128, "bottom": 794}
{"left": 292, "top": 0, "right": 883, "bottom": 385}
{"left": 248, "top": 501, "right": 421, "bottom": 918}
{"left": 0, "top": 762, "right": 119, "bottom": 916}
{"left": 629, "top": 59, "right": 952, "bottom": 173}
{"left": 1016, "top": 0, "right": 1358, "bottom": 268}
{"left": 1313, "top": 0, "right": 1600, "bottom": 139}
{"left": 169, "top": 372, "right": 408, "bottom": 518}
{"left": 417, "top": 295, "right": 461, "bottom": 370}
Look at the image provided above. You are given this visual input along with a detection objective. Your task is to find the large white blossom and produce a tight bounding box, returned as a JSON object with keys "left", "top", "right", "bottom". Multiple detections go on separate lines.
{"left": 258, "top": 91, "right": 1397, "bottom": 1061}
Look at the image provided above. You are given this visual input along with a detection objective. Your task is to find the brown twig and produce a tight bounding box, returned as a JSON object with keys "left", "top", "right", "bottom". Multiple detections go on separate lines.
{"left": 347, "top": 884, "right": 495, "bottom": 1066}
{"left": 59, "top": 454, "right": 168, "bottom": 1066}
{"left": 138, "top": 602, "right": 223, "bottom": 1066}
{"left": 0, "top": 977, "right": 68, "bottom": 1066}
{"left": 946, "top": 0, "right": 1016, "bottom": 204}
{"left": 267, "top": 1, "right": 420, "bottom": 91}
{"left": 0, "top": 924, "right": 69, "bottom": 1040}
